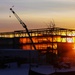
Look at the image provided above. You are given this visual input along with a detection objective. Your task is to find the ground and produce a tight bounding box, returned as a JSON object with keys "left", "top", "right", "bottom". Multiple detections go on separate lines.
{"left": 0, "top": 62, "right": 75, "bottom": 75}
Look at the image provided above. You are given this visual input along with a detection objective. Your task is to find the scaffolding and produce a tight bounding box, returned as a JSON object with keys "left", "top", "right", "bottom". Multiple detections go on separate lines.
{"left": 0, "top": 27, "right": 75, "bottom": 54}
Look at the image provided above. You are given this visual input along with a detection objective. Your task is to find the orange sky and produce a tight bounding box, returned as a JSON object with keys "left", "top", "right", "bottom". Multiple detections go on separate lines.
{"left": 0, "top": 0, "right": 75, "bottom": 32}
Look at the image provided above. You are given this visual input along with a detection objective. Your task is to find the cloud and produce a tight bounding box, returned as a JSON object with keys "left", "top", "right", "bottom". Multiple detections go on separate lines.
{"left": 1, "top": 0, "right": 75, "bottom": 13}
{"left": 0, "top": 0, "right": 75, "bottom": 32}
{"left": 19, "top": 0, "right": 75, "bottom": 13}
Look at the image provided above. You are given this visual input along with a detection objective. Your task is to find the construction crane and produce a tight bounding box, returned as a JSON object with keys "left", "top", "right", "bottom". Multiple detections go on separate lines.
{"left": 10, "top": 8, "right": 36, "bottom": 50}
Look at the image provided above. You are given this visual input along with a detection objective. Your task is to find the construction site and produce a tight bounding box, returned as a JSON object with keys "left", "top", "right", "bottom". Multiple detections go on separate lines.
{"left": 0, "top": 8, "right": 75, "bottom": 67}
{"left": 0, "top": 26, "right": 75, "bottom": 60}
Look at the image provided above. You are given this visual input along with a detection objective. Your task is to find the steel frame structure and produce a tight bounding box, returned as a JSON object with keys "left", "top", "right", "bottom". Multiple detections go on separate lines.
{"left": 0, "top": 27, "right": 75, "bottom": 54}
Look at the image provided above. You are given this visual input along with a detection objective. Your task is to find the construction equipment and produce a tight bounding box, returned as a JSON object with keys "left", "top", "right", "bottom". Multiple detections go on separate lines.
{"left": 10, "top": 8, "right": 36, "bottom": 50}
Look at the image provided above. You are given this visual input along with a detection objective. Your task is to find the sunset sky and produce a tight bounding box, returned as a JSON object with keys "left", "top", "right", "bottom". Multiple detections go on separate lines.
{"left": 0, "top": 0, "right": 75, "bottom": 32}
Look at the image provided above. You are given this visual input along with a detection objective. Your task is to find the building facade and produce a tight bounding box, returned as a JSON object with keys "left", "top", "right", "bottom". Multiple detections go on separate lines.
{"left": 0, "top": 27, "right": 75, "bottom": 58}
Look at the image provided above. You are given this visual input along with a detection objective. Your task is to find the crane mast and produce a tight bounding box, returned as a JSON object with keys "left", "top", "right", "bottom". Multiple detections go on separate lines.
{"left": 10, "top": 8, "right": 36, "bottom": 50}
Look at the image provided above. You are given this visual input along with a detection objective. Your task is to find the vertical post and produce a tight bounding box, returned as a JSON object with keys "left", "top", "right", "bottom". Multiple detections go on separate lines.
{"left": 29, "top": 50, "right": 31, "bottom": 70}
{"left": 52, "top": 28, "right": 54, "bottom": 53}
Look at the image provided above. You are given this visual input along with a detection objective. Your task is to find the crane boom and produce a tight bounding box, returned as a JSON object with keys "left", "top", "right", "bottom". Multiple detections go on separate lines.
{"left": 10, "top": 8, "right": 36, "bottom": 50}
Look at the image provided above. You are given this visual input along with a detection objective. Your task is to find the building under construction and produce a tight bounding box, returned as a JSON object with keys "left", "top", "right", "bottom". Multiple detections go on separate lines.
{"left": 0, "top": 27, "right": 75, "bottom": 58}
{"left": 0, "top": 8, "right": 75, "bottom": 66}
{"left": 6, "top": 8, "right": 75, "bottom": 58}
